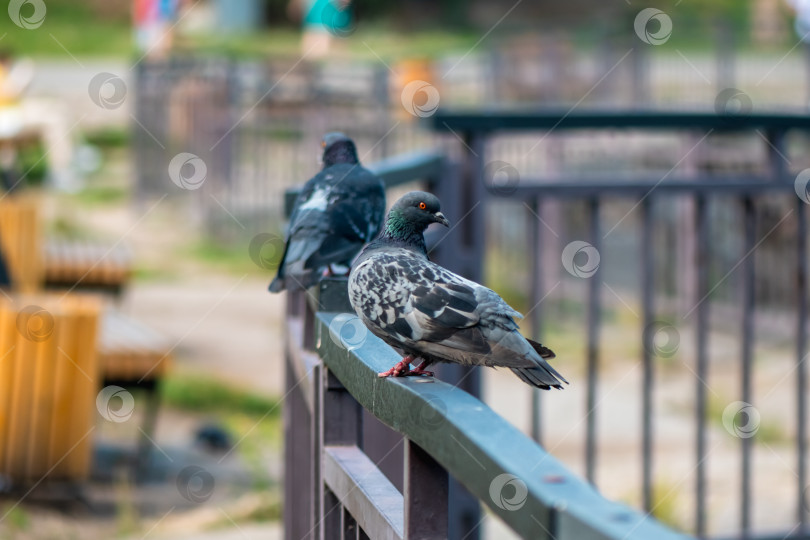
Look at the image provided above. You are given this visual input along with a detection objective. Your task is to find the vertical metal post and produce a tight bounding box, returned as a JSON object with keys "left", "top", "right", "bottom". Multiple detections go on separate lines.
{"left": 798, "top": 198, "right": 808, "bottom": 531}
{"left": 529, "top": 197, "right": 544, "bottom": 445}
{"left": 311, "top": 361, "right": 322, "bottom": 540}
{"left": 431, "top": 134, "right": 482, "bottom": 539}
{"left": 342, "top": 508, "right": 359, "bottom": 540}
{"left": 695, "top": 195, "right": 710, "bottom": 538}
{"left": 404, "top": 439, "right": 449, "bottom": 539}
{"left": 740, "top": 197, "right": 755, "bottom": 537}
{"left": 640, "top": 197, "right": 655, "bottom": 512}
{"left": 585, "top": 197, "right": 602, "bottom": 485}
{"left": 323, "top": 488, "right": 342, "bottom": 540}
{"left": 765, "top": 129, "right": 787, "bottom": 182}
{"left": 715, "top": 19, "right": 735, "bottom": 92}
{"left": 283, "top": 289, "right": 315, "bottom": 540}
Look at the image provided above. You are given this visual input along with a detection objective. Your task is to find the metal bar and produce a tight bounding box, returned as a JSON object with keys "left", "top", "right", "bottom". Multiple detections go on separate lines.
{"left": 765, "top": 129, "right": 788, "bottom": 181}
{"left": 432, "top": 110, "right": 810, "bottom": 133}
{"left": 529, "top": 197, "right": 544, "bottom": 445}
{"left": 323, "top": 487, "right": 342, "bottom": 540}
{"left": 343, "top": 508, "right": 359, "bottom": 540}
{"left": 316, "top": 312, "right": 689, "bottom": 540}
{"left": 740, "top": 196, "right": 756, "bottom": 537}
{"left": 695, "top": 195, "right": 710, "bottom": 537}
{"left": 322, "top": 368, "right": 363, "bottom": 447}
{"left": 586, "top": 197, "right": 602, "bottom": 485}
{"left": 404, "top": 439, "right": 449, "bottom": 539}
{"left": 321, "top": 367, "right": 364, "bottom": 540}
{"left": 640, "top": 197, "right": 655, "bottom": 512}
{"left": 493, "top": 178, "right": 801, "bottom": 198}
{"left": 430, "top": 131, "right": 483, "bottom": 540}
{"left": 798, "top": 198, "right": 808, "bottom": 532}
{"left": 322, "top": 445, "right": 405, "bottom": 540}
{"left": 284, "top": 337, "right": 314, "bottom": 540}
{"left": 366, "top": 151, "right": 445, "bottom": 189}
{"left": 311, "top": 361, "right": 322, "bottom": 540}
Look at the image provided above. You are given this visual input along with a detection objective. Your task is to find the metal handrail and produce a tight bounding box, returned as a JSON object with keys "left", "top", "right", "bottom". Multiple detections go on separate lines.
{"left": 315, "top": 309, "right": 689, "bottom": 540}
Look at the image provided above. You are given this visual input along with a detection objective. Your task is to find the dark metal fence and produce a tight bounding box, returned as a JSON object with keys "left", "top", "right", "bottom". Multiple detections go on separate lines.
{"left": 132, "top": 37, "right": 810, "bottom": 242}
{"left": 431, "top": 110, "right": 810, "bottom": 538}
{"left": 280, "top": 149, "right": 688, "bottom": 540}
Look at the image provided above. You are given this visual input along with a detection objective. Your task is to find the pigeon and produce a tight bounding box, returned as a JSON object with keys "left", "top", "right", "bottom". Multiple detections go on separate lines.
{"left": 348, "top": 191, "right": 568, "bottom": 390}
{"left": 269, "top": 133, "right": 385, "bottom": 292}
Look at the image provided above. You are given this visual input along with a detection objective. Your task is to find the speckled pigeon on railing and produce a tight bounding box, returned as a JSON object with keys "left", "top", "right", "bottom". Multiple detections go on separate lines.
{"left": 348, "top": 191, "right": 568, "bottom": 390}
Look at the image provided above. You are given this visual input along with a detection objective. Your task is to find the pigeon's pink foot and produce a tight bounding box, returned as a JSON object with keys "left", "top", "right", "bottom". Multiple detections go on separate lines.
{"left": 403, "top": 359, "right": 434, "bottom": 377}
{"left": 378, "top": 356, "right": 413, "bottom": 378}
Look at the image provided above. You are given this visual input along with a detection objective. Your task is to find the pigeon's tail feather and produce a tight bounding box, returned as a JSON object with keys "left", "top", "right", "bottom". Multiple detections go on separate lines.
{"left": 527, "top": 338, "right": 556, "bottom": 360}
{"left": 511, "top": 366, "right": 565, "bottom": 390}
{"left": 511, "top": 339, "right": 567, "bottom": 390}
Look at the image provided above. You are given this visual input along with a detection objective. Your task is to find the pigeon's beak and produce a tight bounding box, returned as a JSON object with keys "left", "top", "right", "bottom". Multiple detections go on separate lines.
{"left": 433, "top": 212, "right": 450, "bottom": 227}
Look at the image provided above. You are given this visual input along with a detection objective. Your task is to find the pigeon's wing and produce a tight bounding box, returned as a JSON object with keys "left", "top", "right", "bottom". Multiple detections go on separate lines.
{"left": 350, "top": 251, "right": 567, "bottom": 389}
{"left": 269, "top": 172, "right": 334, "bottom": 291}
{"left": 270, "top": 165, "right": 384, "bottom": 291}
{"left": 306, "top": 165, "right": 385, "bottom": 268}
{"left": 382, "top": 260, "right": 526, "bottom": 360}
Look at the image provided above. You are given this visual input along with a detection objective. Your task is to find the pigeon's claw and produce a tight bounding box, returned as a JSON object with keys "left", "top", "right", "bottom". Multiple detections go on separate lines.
{"left": 377, "top": 357, "right": 413, "bottom": 378}
{"left": 403, "top": 359, "right": 434, "bottom": 377}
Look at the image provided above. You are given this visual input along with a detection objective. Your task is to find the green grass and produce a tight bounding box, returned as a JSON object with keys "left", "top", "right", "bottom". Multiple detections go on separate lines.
{"left": 2, "top": 2, "right": 132, "bottom": 58}
{"left": 74, "top": 185, "right": 128, "bottom": 205}
{"left": 84, "top": 127, "right": 130, "bottom": 149}
{"left": 650, "top": 480, "right": 684, "bottom": 530}
{"left": 187, "top": 236, "right": 279, "bottom": 276}
{"left": 160, "top": 373, "right": 280, "bottom": 417}
{"left": 707, "top": 395, "right": 791, "bottom": 445}
{"left": 161, "top": 373, "right": 283, "bottom": 499}
{"left": 0, "top": 504, "right": 30, "bottom": 531}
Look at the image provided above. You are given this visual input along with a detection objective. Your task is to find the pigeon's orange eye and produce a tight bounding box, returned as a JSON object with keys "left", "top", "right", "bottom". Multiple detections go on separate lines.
{"left": 419, "top": 202, "right": 427, "bottom": 210}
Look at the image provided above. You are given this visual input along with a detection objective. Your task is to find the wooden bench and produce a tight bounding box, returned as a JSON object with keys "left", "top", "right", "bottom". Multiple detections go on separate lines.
{"left": 43, "top": 239, "right": 132, "bottom": 295}
{"left": 0, "top": 296, "right": 100, "bottom": 482}
{"left": 98, "top": 310, "right": 171, "bottom": 383}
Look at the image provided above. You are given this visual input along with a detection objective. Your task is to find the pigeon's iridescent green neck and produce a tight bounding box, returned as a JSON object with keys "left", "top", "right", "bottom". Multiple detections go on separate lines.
{"left": 381, "top": 209, "right": 428, "bottom": 253}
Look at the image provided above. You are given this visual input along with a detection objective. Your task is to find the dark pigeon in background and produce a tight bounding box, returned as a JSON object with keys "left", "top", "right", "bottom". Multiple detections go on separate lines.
{"left": 269, "top": 133, "right": 385, "bottom": 292}
{"left": 348, "top": 191, "right": 568, "bottom": 390}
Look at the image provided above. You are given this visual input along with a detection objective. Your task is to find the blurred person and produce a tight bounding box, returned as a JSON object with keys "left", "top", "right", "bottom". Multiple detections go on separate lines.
{"left": 787, "top": 0, "right": 810, "bottom": 38}
{"left": 134, "top": 0, "right": 184, "bottom": 57}
{"left": 289, "top": 0, "right": 353, "bottom": 57}
{"left": 786, "top": 0, "right": 810, "bottom": 107}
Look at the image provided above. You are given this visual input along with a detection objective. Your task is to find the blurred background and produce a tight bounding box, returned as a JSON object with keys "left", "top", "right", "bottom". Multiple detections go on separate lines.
{"left": 0, "top": 0, "right": 808, "bottom": 538}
